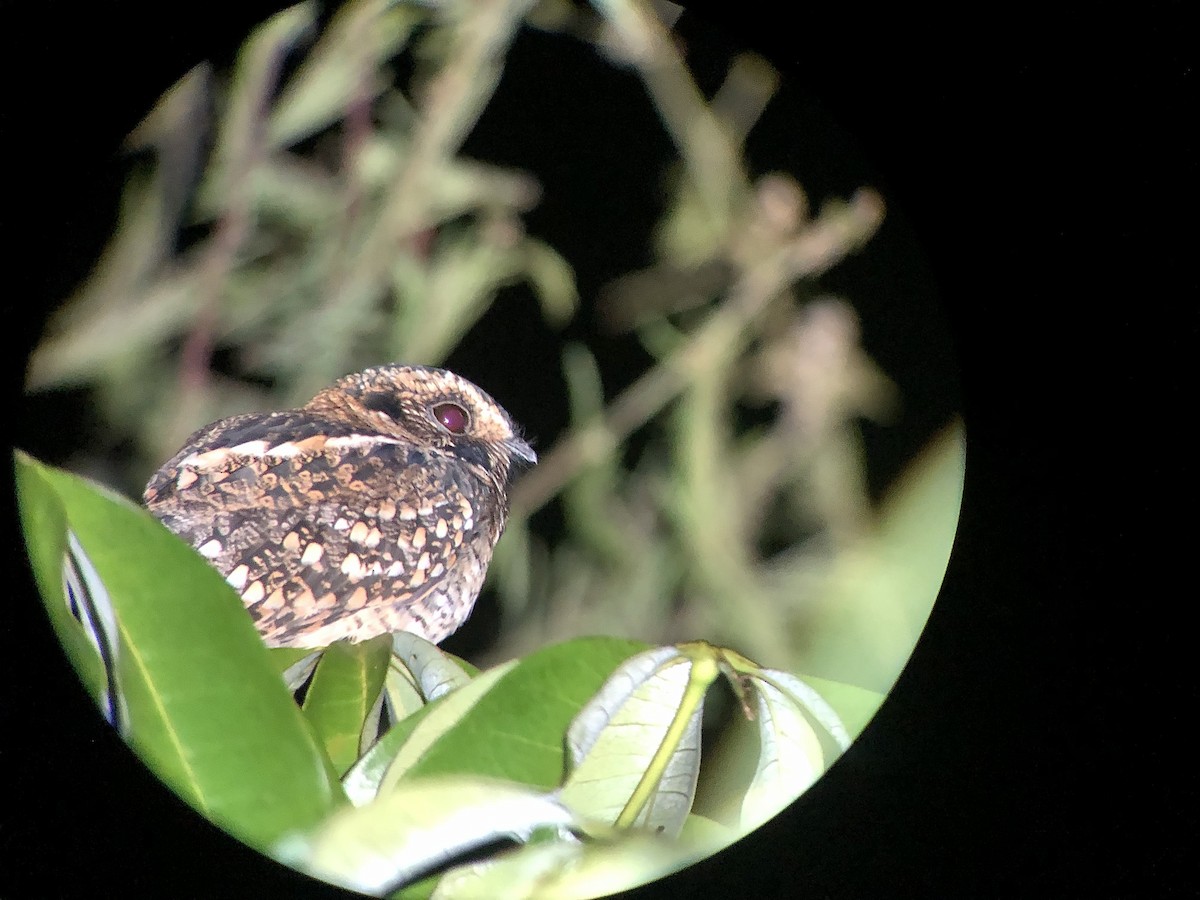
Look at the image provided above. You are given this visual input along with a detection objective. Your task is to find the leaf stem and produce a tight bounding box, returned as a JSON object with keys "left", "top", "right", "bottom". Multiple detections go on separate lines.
{"left": 614, "top": 651, "right": 719, "bottom": 829}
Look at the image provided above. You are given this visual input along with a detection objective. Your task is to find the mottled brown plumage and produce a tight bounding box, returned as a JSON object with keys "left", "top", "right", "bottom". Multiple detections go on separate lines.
{"left": 143, "top": 365, "right": 534, "bottom": 648}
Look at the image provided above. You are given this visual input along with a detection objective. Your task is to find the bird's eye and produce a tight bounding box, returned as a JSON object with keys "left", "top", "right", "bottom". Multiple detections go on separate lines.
{"left": 432, "top": 402, "right": 470, "bottom": 434}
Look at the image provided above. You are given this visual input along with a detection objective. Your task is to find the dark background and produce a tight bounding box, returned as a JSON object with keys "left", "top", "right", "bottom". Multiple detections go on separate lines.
{"left": 2, "top": 1, "right": 1191, "bottom": 897}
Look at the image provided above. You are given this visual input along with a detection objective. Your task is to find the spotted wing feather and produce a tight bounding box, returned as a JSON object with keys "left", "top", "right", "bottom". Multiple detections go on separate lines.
{"left": 144, "top": 412, "right": 503, "bottom": 648}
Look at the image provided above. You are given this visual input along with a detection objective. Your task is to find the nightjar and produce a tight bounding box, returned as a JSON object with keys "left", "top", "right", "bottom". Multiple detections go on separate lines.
{"left": 143, "top": 365, "right": 535, "bottom": 649}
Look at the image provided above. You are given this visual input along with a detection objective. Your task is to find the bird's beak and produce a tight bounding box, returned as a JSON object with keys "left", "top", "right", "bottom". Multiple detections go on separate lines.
{"left": 505, "top": 436, "right": 537, "bottom": 467}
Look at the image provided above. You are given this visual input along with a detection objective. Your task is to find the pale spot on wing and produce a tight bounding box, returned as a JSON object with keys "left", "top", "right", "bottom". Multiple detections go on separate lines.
{"left": 226, "top": 564, "right": 250, "bottom": 590}
{"left": 178, "top": 447, "right": 237, "bottom": 471}
{"left": 291, "top": 585, "right": 317, "bottom": 618}
{"left": 324, "top": 434, "right": 403, "bottom": 451}
{"left": 229, "top": 439, "right": 271, "bottom": 456}
{"left": 199, "top": 539, "right": 223, "bottom": 559}
{"left": 300, "top": 542, "right": 324, "bottom": 566}
{"left": 341, "top": 553, "right": 362, "bottom": 578}
{"left": 264, "top": 442, "right": 303, "bottom": 458}
{"left": 263, "top": 587, "right": 287, "bottom": 610}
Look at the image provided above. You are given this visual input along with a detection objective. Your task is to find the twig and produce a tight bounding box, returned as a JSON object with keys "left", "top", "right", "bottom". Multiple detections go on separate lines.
{"left": 303, "top": 0, "right": 537, "bottom": 393}
{"left": 177, "top": 7, "right": 311, "bottom": 397}
{"left": 594, "top": 0, "right": 748, "bottom": 222}
{"left": 511, "top": 188, "right": 885, "bottom": 515}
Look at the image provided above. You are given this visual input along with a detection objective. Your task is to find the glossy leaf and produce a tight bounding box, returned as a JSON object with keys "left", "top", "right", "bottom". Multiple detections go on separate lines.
{"left": 344, "top": 648, "right": 516, "bottom": 807}
{"left": 738, "top": 673, "right": 826, "bottom": 831}
{"left": 390, "top": 632, "right": 475, "bottom": 703}
{"left": 394, "top": 637, "right": 649, "bottom": 790}
{"left": 14, "top": 457, "right": 109, "bottom": 713}
{"left": 15, "top": 453, "right": 343, "bottom": 847}
{"left": 560, "top": 646, "right": 710, "bottom": 837}
{"left": 377, "top": 633, "right": 479, "bottom": 740}
{"left": 302, "top": 635, "right": 392, "bottom": 774}
{"left": 280, "top": 776, "right": 578, "bottom": 896}
{"left": 373, "top": 660, "right": 517, "bottom": 800}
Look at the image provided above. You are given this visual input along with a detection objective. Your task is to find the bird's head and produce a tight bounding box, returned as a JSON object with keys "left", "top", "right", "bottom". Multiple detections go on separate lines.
{"left": 307, "top": 365, "right": 536, "bottom": 490}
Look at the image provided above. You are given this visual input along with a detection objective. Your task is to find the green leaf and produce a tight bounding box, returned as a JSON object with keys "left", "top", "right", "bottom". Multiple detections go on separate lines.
{"left": 198, "top": 2, "right": 317, "bottom": 215}
{"left": 347, "top": 659, "right": 517, "bottom": 807}
{"left": 390, "top": 632, "right": 475, "bottom": 702}
{"left": 797, "top": 421, "right": 965, "bottom": 691}
{"left": 14, "top": 454, "right": 109, "bottom": 711}
{"left": 394, "top": 637, "right": 649, "bottom": 790}
{"left": 15, "top": 453, "right": 342, "bottom": 847}
{"left": 521, "top": 236, "right": 578, "bottom": 327}
{"left": 797, "top": 673, "right": 884, "bottom": 741}
{"left": 376, "top": 660, "right": 519, "bottom": 795}
{"left": 302, "top": 635, "right": 392, "bottom": 775}
{"left": 375, "top": 635, "right": 480, "bottom": 751}
{"left": 739, "top": 672, "right": 826, "bottom": 832}
{"left": 269, "top": 0, "right": 419, "bottom": 148}
{"left": 432, "top": 828, "right": 686, "bottom": 900}
{"left": 278, "top": 776, "right": 578, "bottom": 896}
{"left": 560, "top": 646, "right": 711, "bottom": 837}
{"left": 382, "top": 659, "right": 427, "bottom": 726}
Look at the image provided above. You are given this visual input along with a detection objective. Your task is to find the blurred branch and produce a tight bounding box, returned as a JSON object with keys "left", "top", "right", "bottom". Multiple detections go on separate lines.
{"left": 268, "top": 0, "right": 418, "bottom": 148}
{"left": 593, "top": 0, "right": 749, "bottom": 225}
{"left": 671, "top": 358, "right": 794, "bottom": 662}
{"left": 739, "top": 297, "right": 900, "bottom": 546}
{"left": 710, "top": 54, "right": 780, "bottom": 145}
{"left": 511, "top": 187, "right": 885, "bottom": 515}
{"left": 174, "top": 5, "right": 317, "bottom": 437}
{"left": 302, "top": 0, "right": 539, "bottom": 396}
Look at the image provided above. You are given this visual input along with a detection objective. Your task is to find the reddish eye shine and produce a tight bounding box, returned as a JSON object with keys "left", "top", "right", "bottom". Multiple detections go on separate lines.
{"left": 433, "top": 402, "right": 469, "bottom": 434}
